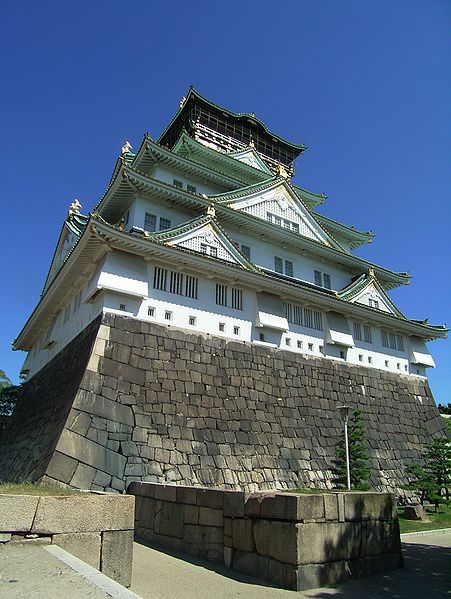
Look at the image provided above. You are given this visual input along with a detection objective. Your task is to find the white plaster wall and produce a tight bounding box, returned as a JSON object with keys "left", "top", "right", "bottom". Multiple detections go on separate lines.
{"left": 151, "top": 166, "right": 225, "bottom": 195}
{"left": 223, "top": 227, "right": 352, "bottom": 291}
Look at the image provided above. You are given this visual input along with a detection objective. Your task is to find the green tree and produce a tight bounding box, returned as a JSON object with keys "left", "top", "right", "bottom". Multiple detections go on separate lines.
{"left": 333, "top": 408, "right": 370, "bottom": 490}
{"left": 404, "top": 437, "right": 451, "bottom": 509}
{"left": 0, "top": 370, "right": 20, "bottom": 431}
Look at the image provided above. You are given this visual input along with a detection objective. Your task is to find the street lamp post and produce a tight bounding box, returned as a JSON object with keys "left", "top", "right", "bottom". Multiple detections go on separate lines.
{"left": 337, "top": 405, "right": 351, "bottom": 491}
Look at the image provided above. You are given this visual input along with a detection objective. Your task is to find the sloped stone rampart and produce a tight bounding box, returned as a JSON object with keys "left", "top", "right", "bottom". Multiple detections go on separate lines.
{"left": 130, "top": 482, "right": 403, "bottom": 590}
{"left": 0, "top": 313, "right": 447, "bottom": 493}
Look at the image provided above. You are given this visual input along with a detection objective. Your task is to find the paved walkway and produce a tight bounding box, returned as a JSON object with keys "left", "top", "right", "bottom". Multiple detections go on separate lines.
{"left": 130, "top": 531, "right": 451, "bottom": 599}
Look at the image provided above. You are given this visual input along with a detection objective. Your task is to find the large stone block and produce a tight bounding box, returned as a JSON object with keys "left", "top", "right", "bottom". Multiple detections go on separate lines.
{"left": 45, "top": 451, "right": 78, "bottom": 484}
{"left": 253, "top": 519, "right": 299, "bottom": 565}
{"left": 344, "top": 493, "right": 397, "bottom": 522}
{"left": 232, "top": 518, "right": 254, "bottom": 552}
{"left": 0, "top": 495, "right": 39, "bottom": 531}
{"left": 52, "top": 531, "right": 101, "bottom": 569}
{"left": 154, "top": 501, "right": 184, "bottom": 538}
{"left": 199, "top": 507, "right": 223, "bottom": 527}
{"left": 31, "top": 494, "right": 135, "bottom": 533}
{"left": 73, "top": 392, "right": 134, "bottom": 426}
{"left": 297, "top": 521, "right": 361, "bottom": 564}
{"left": 56, "top": 429, "right": 126, "bottom": 479}
{"left": 101, "top": 530, "right": 134, "bottom": 587}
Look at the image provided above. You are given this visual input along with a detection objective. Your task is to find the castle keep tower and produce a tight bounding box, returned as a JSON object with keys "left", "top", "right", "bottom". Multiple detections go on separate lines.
{"left": 1, "top": 88, "right": 447, "bottom": 492}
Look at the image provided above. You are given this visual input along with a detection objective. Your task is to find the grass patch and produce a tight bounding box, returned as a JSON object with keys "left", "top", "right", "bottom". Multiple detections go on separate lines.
{"left": 0, "top": 482, "right": 82, "bottom": 496}
{"left": 398, "top": 503, "right": 451, "bottom": 534}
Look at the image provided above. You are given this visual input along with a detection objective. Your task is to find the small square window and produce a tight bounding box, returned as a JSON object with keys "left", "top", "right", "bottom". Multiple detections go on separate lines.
{"left": 210, "top": 247, "right": 218, "bottom": 258}
{"left": 259, "top": 332, "right": 265, "bottom": 341}
{"left": 368, "top": 356, "right": 373, "bottom": 364}
{"left": 119, "top": 303, "right": 126, "bottom": 311}
{"left": 359, "top": 354, "right": 364, "bottom": 362}
{"left": 165, "top": 311, "right": 172, "bottom": 321}
{"left": 200, "top": 243, "right": 207, "bottom": 253}
{"left": 297, "top": 340, "right": 303, "bottom": 349}
{"left": 173, "top": 179, "right": 183, "bottom": 189}
{"left": 397, "top": 363, "right": 401, "bottom": 370}
{"left": 385, "top": 360, "right": 389, "bottom": 367}
{"left": 189, "top": 316, "right": 196, "bottom": 326}
{"left": 285, "top": 338, "right": 291, "bottom": 346}
{"left": 187, "top": 184, "right": 197, "bottom": 194}
{"left": 404, "top": 365, "right": 408, "bottom": 371}
{"left": 340, "top": 350, "right": 345, "bottom": 359}
{"left": 219, "top": 322, "right": 225, "bottom": 332}
{"left": 233, "top": 326, "right": 240, "bottom": 335}
{"left": 319, "top": 346, "right": 324, "bottom": 354}
{"left": 308, "top": 343, "right": 313, "bottom": 351}
{"left": 148, "top": 307, "right": 155, "bottom": 317}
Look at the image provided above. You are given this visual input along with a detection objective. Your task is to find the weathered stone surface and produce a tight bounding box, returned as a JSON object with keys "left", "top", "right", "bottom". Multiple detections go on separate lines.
{"left": 73, "top": 393, "right": 134, "bottom": 427}
{"left": 45, "top": 451, "right": 78, "bottom": 484}
{"left": 232, "top": 519, "right": 254, "bottom": 552}
{"left": 52, "top": 532, "right": 101, "bottom": 569}
{"left": 101, "top": 530, "right": 134, "bottom": 587}
{"left": 403, "top": 504, "right": 426, "bottom": 521}
{"left": 199, "top": 507, "right": 223, "bottom": 527}
{"left": 0, "top": 496, "right": 39, "bottom": 531}
{"left": 254, "top": 520, "right": 299, "bottom": 565}
{"left": 31, "top": 495, "right": 135, "bottom": 533}
{"left": 344, "top": 493, "right": 397, "bottom": 522}
{"left": 297, "top": 521, "right": 362, "bottom": 564}
{"left": 154, "top": 501, "right": 184, "bottom": 538}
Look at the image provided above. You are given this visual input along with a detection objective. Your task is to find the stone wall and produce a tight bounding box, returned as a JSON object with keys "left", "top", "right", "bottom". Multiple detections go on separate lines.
{"left": 0, "top": 313, "right": 447, "bottom": 493}
{"left": 130, "top": 482, "right": 402, "bottom": 590}
{"left": 0, "top": 492, "right": 135, "bottom": 586}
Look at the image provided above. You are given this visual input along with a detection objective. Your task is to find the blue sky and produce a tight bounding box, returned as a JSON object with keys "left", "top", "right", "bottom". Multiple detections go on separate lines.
{"left": 1, "top": 1, "right": 449, "bottom": 403}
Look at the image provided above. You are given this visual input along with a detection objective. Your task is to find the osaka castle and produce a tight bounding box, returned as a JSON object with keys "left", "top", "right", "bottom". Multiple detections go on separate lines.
{"left": 17, "top": 88, "right": 446, "bottom": 381}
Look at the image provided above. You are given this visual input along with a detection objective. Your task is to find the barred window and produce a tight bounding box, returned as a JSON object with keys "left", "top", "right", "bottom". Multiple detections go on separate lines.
{"left": 231, "top": 288, "right": 243, "bottom": 310}
{"left": 284, "top": 260, "right": 293, "bottom": 277}
{"left": 303, "top": 308, "right": 313, "bottom": 329}
{"left": 313, "top": 311, "right": 323, "bottom": 331}
{"left": 169, "top": 271, "right": 184, "bottom": 295}
{"left": 354, "top": 322, "right": 363, "bottom": 341}
{"left": 396, "top": 335, "right": 404, "bottom": 352}
{"left": 267, "top": 212, "right": 299, "bottom": 233}
{"left": 314, "top": 270, "right": 331, "bottom": 289}
{"left": 381, "top": 330, "right": 389, "bottom": 348}
{"left": 274, "top": 256, "right": 283, "bottom": 273}
{"left": 144, "top": 212, "right": 157, "bottom": 232}
{"left": 216, "top": 283, "right": 227, "bottom": 306}
{"left": 241, "top": 244, "right": 251, "bottom": 260}
{"left": 389, "top": 332, "right": 397, "bottom": 350}
{"left": 284, "top": 302, "right": 303, "bottom": 326}
{"left": 159, "top": 217, "right": 171, "bottom": 231}
{"left": 173, "top": 179, "right": 183, "bottom": 189}
{"left": 323, "top": 273, "right": 331, "bottom": 290}
{"left": 154, "top": 267, "right": 198, "bottom": 299}
{"left": 154, "top": 267, "right": 167, "bottom": 291}
{"left": 185, "top": 275, "right": 198, "bottom": 299}
{"left": 275, "top": 256, "right": 293, "bottom": 276}
{"left": 314, "top": 270, "right": 322, "bottom": 286}
{"left": 363, "top": 324, "right": 372, "bottom": 344}
{"left": 187, "top": 184, "right": 197, "bottom": 194}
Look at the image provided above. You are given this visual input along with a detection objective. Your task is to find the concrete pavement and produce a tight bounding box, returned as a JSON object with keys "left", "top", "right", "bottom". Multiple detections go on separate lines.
{"left": 130, "top": 531, "right": 451, "bottom": 599}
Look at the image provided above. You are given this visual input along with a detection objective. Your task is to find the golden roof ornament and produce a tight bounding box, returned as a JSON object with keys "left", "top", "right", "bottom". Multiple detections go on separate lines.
{"left": 68, "top": 199, "right": 82, "bottom": 215}
{"left": 207, "top": 205, "right": 216, "bottom": 217}
{"left": 368, "top": 267, "right": 375, "bottom": 277}
{"left": 121, "top": 140, "right": 132, "bottom": 155}
{"left": 275, "top": 163, "right": 289, "bottom": 179}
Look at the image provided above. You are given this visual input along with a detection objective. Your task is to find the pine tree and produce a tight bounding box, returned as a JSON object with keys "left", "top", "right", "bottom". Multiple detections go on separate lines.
{"left": 333, "top": 409, "right": 370, "bottom": 490}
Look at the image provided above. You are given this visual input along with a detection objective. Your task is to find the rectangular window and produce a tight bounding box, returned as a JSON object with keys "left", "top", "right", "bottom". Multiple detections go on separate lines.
{"left": 385, "top": 360, "right": 389, "bottom": 367}
{"left": 368, "top": 356, "right": 373, "bottom": 364}
{"left": 185, "top": 275, "right": 198, "bottom": 299}
{"left": 200, "top": 243, "right": 207, "bottom": 254}
{"left": 216, "top": 283, "right": 227, "bottom": 307}
{"left": 396, "top": 335, "right": 404, "bottom": 352}
{"left": 313, "top": 310, "right": 323, "bottom": 331}
{"left": 233, "top": 326, "right": 240, "bottom": 335}
{"left": 363, "top": 324, "right": 372, "bottom": 344}
{"left": 284, "top": 260, "right": 293, "bottom": 277}
{"left": 173, "top": 179, "right": 183, "bottom": 189}
{"left": 187, "top": 184, "right": 197, "bottom": 194}
{"left": 144, "top": 212, "right": 157, "bottom": 233}
{"left": 148, "top": 307, "right": 155, "bottom": 317}
{"left": 389, "top": 332, "right": 397, "bottom": 350}
{"left": 189, "top": 316, "right": 196, "bottom": 326}
{"left": 308, "top": 343, "right": 314, "bottom": 351}
{"left": 284, "top": 302, "right": 303, "bottom": 326}
{"left": 285, "top": 338, "right": 291, "bottom": 346}
{"left": 159, "top": 217, "right": 171, "bottom": 231}
{"left": 314, "top": 270, "right": 322, "bottom": 286}
{"left": 241, "top": 244, "right": 251, "bottom": 260}
{"left": 219, "top": 322, "right": 225, "bottom": 332}
{"left": 359, "top": 354, "right": 364, "bottom": 362}
{"left": 267, "top": 212, "right": 299, "bottom": 233}
{"left": 210, "top": 246, "right": 218, "bottom": 258}
{"left": 274, "top": 256, "right": 283, "bottom": 273}
{"left": 303, "top": 308, "right": 313, "bottom": 329}
{"left": 354, "top": 322, "right": 363, "bottom": 341}
{"left": 323, "top": 273, "right": 331, "bottom": 290}
{"left": 169, "top": 271, "right": 184, "bottom": 295}
{"left": 319, "top": 345, "right": 324, "bottom": 354}
{"left": 297, "top": 340, "right": 303, "bottom": 349}
{"left": 314, "top": 270, "right": 331, "bottom": 289}
{"left": 154, "top": 267, "right": 167, "bottom": 291}
{"left": 231, "top": 288, "right": 243, "bottom": 310}
{"left": 119, "top": 303, "right": 126, "bottom": 311}
{"left": 259, "top": 332, "right": 265, "bottom": 341}
{"left": 165, "top": 311, "right": 172, "bottom": 321}
{"left": 381, "top": 330, "right": 389, "bottom": 348}
{"left": 369, "top": 299, "right": 380, "bottom": 309}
